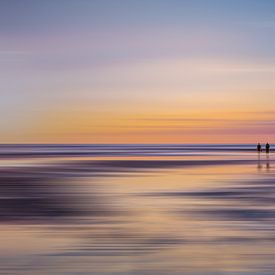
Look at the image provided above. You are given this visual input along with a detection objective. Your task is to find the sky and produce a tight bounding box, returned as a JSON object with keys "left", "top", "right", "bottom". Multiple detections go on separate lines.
{"left": 1, "top": 0, "right": 275, "bottom": 143}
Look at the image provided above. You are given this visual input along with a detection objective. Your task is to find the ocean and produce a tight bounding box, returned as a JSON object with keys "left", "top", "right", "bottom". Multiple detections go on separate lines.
{"left": 0, "top": 144, "right": 274, "bottom": 274}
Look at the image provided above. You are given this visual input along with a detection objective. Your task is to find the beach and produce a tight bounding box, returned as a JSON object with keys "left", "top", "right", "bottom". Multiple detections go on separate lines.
{"left": 0, "top": 144, "right": 274, "bottom": 274}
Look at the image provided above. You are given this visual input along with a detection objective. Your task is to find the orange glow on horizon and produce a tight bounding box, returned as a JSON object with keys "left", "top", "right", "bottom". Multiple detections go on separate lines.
{"left": 4, "top": 105, "right": 275, "bottom": 144}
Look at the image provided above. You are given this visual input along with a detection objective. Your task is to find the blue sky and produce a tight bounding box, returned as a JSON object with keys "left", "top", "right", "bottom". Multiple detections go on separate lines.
{"left": 1, "top": 0, "right": 275, "bottom": 142}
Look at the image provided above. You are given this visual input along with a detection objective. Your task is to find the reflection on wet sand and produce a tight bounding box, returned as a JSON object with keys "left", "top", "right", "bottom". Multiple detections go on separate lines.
{"left": 258, "top": 153, "right": 271, "bottom": 171}
{"left": 0, "top": 144, "right": 275, "bottom": 274}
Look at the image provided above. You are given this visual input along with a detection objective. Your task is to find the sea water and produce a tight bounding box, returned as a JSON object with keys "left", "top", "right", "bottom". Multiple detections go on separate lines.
{"left": 0, "top": 144, "right": 274, "bottom": 274}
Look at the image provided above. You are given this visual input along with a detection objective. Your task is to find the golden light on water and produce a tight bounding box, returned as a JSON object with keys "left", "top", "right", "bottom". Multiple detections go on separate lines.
{"left": 1, "top": 144, "right": 275, "bottom": 274}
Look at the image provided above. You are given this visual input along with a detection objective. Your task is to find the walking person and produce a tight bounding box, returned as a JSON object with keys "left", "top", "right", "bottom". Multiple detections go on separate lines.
{"left": 266, "top": 142, "right": 270, "bottom": 153}
{"left": 257, "top": 143, "right": 262, "bottom": 152}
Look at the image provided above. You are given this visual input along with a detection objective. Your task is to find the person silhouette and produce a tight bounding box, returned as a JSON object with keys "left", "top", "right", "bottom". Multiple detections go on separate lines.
{"left": 257, "top": 143, "right": 262, "bottom": 152}
{"left": 266, "top": 142, "right": 270, "bottom": 153}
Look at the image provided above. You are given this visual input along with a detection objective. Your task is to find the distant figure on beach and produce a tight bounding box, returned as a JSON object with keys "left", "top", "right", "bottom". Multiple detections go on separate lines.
{"left": 257, "top": 143, "right": 262, "bottom": 152}
{"left": 266, "top": 142, "right": 270, "bottom": 153}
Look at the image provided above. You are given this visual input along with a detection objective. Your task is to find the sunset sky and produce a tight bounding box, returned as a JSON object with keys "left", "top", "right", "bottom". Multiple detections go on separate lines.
{"left": 1, "top": 0, "right": 275, "bottom": 143}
